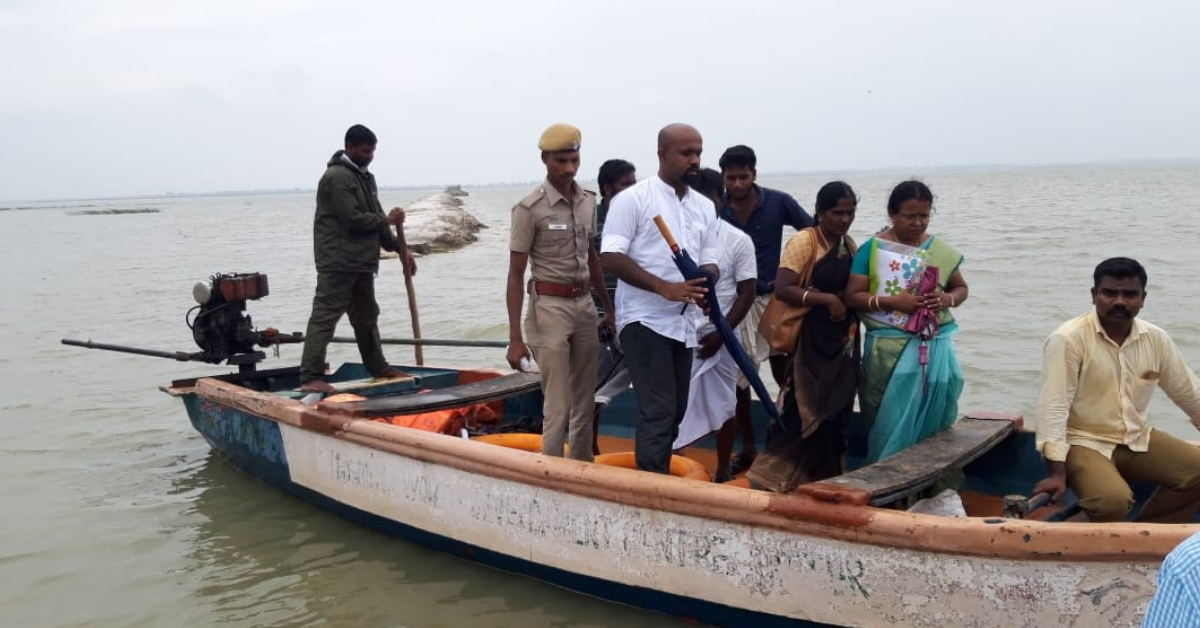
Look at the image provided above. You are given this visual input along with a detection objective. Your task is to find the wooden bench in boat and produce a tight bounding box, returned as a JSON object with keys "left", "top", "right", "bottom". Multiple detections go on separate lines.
{"left": 816, "top": 414, "right": 1020, "bottom": 507}
{"left": 325, "top": 372, "right": 542, "bottom": 416}
{"left": 319, "top": 375, "right": 422, "bottom": 397}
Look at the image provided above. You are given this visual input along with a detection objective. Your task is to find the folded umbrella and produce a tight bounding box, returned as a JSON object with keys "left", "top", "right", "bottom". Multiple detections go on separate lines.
{"left": 904, "top": 265, "right": 940, "bottom": 395}
{"left": 652, "top": 216, "right": 780, "bottom": 420}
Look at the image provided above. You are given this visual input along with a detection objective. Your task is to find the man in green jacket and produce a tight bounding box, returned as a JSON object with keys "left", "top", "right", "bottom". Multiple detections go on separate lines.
{"left": 299, "top": 124, "right": 415, "bottom": 393}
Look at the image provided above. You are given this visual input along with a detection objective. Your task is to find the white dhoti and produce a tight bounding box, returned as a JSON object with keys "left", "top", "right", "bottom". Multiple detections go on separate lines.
{"left": 673, "top": 332, "right": 739, "bottom": 450}
{"left": 735, "top": 294, "right": 772, "bottom": 390}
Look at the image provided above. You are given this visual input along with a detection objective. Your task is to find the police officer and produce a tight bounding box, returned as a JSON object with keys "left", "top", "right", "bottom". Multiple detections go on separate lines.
{"left": 506, "top": 124, "right": 615, "bottom": 461}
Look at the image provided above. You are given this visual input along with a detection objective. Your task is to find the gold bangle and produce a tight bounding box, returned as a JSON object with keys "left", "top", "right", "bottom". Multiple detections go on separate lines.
{"left": 869, "top": 296, "right": 878, "bottom": 311}
{"left": 801, "top": 291, "right": 809, "bottom": 306}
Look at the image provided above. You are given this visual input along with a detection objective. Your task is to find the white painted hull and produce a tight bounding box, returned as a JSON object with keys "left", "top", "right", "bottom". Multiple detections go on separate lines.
{"left": 187, "top": 377, "right": 1191, "bottom": 628}
{"left": 283, "top": 423, "right": 1155, "bottom": 627}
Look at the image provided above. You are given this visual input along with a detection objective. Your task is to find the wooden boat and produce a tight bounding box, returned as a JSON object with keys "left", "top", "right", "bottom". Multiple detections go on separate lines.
{"left": 159, "top": 360, "right": 1192, "bottom": 628}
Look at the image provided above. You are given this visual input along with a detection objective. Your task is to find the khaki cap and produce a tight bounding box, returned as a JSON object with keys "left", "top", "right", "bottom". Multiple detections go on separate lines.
{"left": 538, "top": 123, "right": 581, "bottom": 152}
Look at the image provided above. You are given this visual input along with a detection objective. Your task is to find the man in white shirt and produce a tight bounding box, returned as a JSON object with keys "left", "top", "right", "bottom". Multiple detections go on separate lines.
{"left": 600, "top": 123, "right": 720, "bottom": 473}
{"left": 672, "top": 168, "right": 758, "bottom": 482}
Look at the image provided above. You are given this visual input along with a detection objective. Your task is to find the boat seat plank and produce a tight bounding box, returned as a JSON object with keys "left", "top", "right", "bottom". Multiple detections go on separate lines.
{"left": 276, "top": 375, "right": 423, "bottom": 400}
{"left": 326, "top": 372, "right": 542, "bottom": 416}
{"left": 331, "top": 376, "right": 419, "bottom": 393}
{"left": 818, "top": 416, "right": 1016, "bottom": 506}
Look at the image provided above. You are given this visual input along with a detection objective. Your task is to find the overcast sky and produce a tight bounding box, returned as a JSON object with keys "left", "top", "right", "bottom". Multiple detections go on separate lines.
{"left": 1, "top": 0, "right": 1197, "bottom": 200}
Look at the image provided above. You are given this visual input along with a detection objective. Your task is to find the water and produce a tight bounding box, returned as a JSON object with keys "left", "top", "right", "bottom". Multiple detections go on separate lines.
{"left": 2, "top": 162, "right": 1199, "bottom": 627}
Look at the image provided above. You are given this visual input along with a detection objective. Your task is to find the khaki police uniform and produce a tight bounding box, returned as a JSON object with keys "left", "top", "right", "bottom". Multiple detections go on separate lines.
{"left": 509, "top": 125, "right": 599, "bottom": 461}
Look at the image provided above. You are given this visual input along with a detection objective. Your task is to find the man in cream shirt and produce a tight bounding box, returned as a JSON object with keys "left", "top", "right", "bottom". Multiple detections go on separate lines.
{"left": 1033, "top": 257, "right": 1200, "bottom": 523}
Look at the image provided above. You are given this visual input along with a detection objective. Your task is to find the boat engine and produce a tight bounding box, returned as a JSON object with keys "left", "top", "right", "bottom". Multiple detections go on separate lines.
{"left": 188, "top": 272, "right": 303, "bottom": 367}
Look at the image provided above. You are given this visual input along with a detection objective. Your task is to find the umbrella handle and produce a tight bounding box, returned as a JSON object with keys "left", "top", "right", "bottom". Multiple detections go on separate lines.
{"left": 651, "top": 216, "right": 680, "bottom": 252}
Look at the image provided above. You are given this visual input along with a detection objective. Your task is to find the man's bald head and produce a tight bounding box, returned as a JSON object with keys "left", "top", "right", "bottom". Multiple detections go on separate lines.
{"left": 656, "top": 123, "right": 703, "bottom": 190}
{"left": 657, "top": 123, "right": 701, "bottom": 151}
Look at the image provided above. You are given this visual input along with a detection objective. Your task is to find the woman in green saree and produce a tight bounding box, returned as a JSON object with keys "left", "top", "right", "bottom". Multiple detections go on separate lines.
{"left": 844, "top": 181, "right": 970, "bottom": 464}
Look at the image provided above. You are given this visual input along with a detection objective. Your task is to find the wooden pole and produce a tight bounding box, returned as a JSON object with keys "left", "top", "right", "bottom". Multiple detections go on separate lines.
{"left": 394, "top": 224, "right": 424, "bottom": 365}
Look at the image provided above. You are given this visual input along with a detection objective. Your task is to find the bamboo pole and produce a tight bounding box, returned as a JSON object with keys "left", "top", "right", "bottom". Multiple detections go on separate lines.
{"left": 394, "top": 223, "right": 424, "bottom": 365}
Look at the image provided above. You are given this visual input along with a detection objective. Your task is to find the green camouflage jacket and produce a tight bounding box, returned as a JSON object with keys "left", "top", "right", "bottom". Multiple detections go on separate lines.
{"left": 313, "top": 151, "right": 399, "bottom": 273}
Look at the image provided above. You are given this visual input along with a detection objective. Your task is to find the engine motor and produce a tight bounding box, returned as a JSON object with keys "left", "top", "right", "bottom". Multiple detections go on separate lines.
{"left": 188, "top": 272, "right": 301, "bottom": 366}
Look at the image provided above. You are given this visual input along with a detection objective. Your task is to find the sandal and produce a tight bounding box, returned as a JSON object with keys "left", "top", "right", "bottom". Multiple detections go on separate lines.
{"left": 729, "top": 452, "right": 757, "bottom": 475}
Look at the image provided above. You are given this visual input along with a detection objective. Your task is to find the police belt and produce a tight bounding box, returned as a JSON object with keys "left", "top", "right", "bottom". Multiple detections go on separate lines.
{"left": 531, "top": 280, "right": 590, "bottom": 298}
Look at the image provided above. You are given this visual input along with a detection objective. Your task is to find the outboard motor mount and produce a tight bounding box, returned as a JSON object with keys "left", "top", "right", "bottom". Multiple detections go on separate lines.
{"left": 188, "top": 272, "right": 302, "bottom": 368}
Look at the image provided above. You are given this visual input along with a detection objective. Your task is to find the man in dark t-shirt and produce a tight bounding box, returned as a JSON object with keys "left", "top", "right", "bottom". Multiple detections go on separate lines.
{"left": 594, "top": 159, "right": 637, "bottom": 314}
{"left": 718, "top": 144, "right": 813, "bottom": 473}
{"left": 591, "top": 158, "right": 637, "bottom": 454}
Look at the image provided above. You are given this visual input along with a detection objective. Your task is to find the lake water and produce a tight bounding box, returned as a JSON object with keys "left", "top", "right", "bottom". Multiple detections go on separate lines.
{"left": 2, "top": 161, "right": 1199, "bottom": 627}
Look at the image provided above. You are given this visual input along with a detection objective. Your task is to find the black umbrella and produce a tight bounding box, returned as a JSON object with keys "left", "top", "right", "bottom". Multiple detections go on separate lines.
{"left": 652, "top": 216, "right": 780, "bottom": 420}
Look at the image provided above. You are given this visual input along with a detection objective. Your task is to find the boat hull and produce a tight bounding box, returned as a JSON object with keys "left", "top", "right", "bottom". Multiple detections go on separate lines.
{"left": 182, "top": 394, "right": 838, "bottom": 628}
{"left": 177, "top": 377, "right": 1177, "bottom": 628}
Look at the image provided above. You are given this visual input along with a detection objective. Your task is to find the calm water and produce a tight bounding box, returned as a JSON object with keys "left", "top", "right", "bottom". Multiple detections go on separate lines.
{"left": 2, "top": 162, "right": 1199, "bottom": 627}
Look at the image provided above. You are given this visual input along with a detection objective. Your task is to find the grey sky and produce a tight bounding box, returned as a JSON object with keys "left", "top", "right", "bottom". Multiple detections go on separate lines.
{"left": 1, "top": 0, "right": 1197, "bottom": 200}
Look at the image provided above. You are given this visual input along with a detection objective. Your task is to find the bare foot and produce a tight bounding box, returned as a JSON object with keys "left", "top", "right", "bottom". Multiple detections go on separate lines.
{"left": 729, "top": 451, "right": 757, "bottom": 475}
{"left": 299, "top": 379, "right": 336, "bottom": 394}
{"left": 377, "top": 367, "right": 412, "bottom": 380}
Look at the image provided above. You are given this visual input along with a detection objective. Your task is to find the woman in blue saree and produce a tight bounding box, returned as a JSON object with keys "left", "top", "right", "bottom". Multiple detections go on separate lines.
{"left": 844, "top": 181, "right": 970, "bottom": 463}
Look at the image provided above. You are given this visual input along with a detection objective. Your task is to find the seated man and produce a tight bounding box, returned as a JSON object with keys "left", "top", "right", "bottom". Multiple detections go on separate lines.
{"left": 1033, "top": 257, "right": 1200, "bottom": 523}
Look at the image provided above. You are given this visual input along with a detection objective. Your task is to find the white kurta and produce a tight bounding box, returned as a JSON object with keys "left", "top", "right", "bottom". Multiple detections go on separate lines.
{"left": 600, "top": 176, "right": 720, "bottom": 347}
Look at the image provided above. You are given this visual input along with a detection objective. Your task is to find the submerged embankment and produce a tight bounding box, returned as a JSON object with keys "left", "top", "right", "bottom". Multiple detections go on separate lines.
{"left": 380, "top": 192, "right": 485, "bottom": 257}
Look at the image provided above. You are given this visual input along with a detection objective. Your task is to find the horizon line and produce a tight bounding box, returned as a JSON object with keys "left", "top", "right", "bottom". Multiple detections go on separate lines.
{"left": 4, "top": 156, "right": 1197, "bottom": 205}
